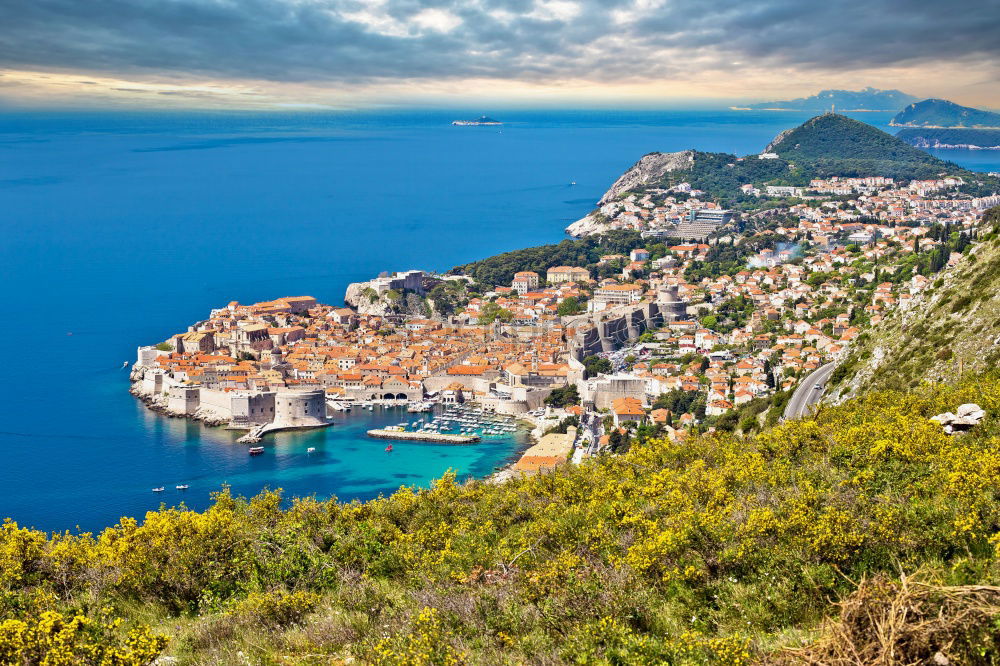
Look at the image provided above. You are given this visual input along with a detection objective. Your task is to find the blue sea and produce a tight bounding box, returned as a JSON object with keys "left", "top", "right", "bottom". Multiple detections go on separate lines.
{"left": 1, "top": 108, "right": 996, "bottom": 533}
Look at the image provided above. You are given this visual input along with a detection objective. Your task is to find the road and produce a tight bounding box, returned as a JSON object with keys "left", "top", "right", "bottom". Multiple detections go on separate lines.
{"left": 783, "top": 362, "right": 837, "bottom": 420}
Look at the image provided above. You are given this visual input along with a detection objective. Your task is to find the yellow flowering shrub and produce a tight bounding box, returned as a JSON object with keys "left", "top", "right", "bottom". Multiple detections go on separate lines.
{"left": 0, "top": 609, "right": 165, "bottom": 665}
{"left": 230, "top": 589, "right": 320, "bottom": 628}
{"left": 368, "top": 606, "right": 465, "bottom": 665}
{"left": 4, "top": 375, "right": 1000, "bottom": 661}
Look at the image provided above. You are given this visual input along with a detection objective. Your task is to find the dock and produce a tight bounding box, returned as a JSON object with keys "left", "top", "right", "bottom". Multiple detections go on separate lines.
{"left": 367, "top": 429, "right": 480, "bottom": 444}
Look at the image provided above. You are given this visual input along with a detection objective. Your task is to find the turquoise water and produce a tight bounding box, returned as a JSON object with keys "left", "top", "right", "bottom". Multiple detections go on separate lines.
{"left": 0, "top": 109, "right": 994, "bottom": 532}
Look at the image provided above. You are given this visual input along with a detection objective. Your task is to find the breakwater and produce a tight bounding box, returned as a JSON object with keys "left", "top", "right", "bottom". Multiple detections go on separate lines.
{"left": 367, "top": 429, "right": 480, "bottom": 444}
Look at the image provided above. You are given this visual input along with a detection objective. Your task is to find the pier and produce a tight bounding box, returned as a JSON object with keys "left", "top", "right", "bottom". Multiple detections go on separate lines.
{"left": 367, "top": 429, "right": 480, "bottom": 444}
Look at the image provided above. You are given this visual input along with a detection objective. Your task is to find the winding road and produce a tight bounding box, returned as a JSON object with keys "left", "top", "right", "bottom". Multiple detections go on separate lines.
{"left": 783, "top": 362, "right": 837, "bottom": 420}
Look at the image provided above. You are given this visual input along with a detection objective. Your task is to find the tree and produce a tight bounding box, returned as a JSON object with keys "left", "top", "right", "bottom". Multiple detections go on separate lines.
{"left": 652, "top": 389, "right": 698, "bottom": 416}
{"left": 557, "top": 297, "right": 584, "bottom": 316}
{"left": 608, "top": 428, "right": 630, "bottom": 454}
{"left": 543, "top": 415, "right": 579, "bottom": 435}
{"left": 478, "top": 302, "right": 514, "bottom": 324}
{"left": 545, "top": 385, "right": 580, "bottom": 408}
{"left": 583, "top": 356, "right": 612, "bottom": 377}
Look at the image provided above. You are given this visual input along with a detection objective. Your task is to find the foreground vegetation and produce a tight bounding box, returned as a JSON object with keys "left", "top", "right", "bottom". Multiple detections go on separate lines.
{"left": 6, "top": 376, "right": 1000, "bottom": 663}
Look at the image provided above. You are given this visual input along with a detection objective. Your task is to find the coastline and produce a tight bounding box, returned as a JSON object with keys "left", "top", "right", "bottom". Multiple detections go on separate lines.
{"left": 129, "top": 382, "right": 230, "bottom": 428}
{"left": 484, "top": 414, "right": 559, "bottom": 484}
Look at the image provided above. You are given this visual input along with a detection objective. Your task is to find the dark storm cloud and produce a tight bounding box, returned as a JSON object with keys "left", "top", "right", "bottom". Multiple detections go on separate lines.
{"left": 0, "top": 0, "right": 996, "bottom": 82}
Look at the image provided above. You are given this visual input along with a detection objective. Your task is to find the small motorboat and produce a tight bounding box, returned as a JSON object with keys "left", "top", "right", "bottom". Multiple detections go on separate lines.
{"left": 248, "top": 446, "right": 264, "bottom": 455}
{"left": 385, "top": 444, "right": 393, "bottom": 453}
{"left": 152, "top": 487, "right": 165, "bottom": 493}
{"left": 121, "top": 361, "right": 129, "bottom": 368}
{"left": 176, "top": 484, "right": 189, "bottom": 490}
{"left": 307, "top": 447, "right": 316, "bottom": 453}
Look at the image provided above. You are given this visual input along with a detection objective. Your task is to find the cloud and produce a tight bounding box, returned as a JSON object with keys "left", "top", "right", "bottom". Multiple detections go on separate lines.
{"left": 0, "top": 0, "right": 996, "bottom": 103}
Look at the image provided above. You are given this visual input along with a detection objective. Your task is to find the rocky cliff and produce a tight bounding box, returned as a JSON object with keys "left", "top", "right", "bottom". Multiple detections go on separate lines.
{"left": 344, "top": 280, "right": 433, "bottom": 318}
{"left": 566, "top": 151, "right": 695, "bottom": 236}
{"left": 597, "top": 151, "right": 695, "bottom": 204}
{"left": 344, "top": 281, "right": 394, "bottom": 317}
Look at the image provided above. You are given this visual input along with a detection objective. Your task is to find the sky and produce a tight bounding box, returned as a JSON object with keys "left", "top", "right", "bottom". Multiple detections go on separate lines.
{"left": 0, "top": 0, "right": 998, "bottom": 110}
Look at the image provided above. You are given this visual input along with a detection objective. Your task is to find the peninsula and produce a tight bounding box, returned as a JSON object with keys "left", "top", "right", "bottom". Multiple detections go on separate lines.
{"left": 565, "top": 113, "right": 992, "bottom": 237}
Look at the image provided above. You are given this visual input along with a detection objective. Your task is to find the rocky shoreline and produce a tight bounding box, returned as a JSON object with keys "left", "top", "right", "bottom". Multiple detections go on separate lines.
{"left": 129, "top": 383, "right": 231, "bottom": 428}
{"left": 908, "top": 139, "right": 1000, "bottom": 150}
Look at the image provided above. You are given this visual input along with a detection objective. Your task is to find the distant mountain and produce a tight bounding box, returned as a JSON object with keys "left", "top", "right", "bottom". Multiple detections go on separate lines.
{"left": 896, "top": 128, "right": 1000, "bottom": 150}
{"left": 741, "top": 87, "right": 917, "bottom": 112}
{"left": 890, "top": 99, "right": 1000, "bottom": 129}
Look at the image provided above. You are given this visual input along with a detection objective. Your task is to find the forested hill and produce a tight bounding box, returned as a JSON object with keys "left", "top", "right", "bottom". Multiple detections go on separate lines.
{"left": 576, "top": 114, "right": 981, "bottom": 209}
{"left": 890, "top": 98, "right": 1000, "bottom": 128}
{"left": 764, "top": 113, "right": 956, "bottom": 177}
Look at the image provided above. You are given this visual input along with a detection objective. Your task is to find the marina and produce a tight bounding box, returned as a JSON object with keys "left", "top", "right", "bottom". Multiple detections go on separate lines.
{"left": 366, "top": 403, "right": 525, "bottom": 444}
{"left": 367, "top": 429, "right": 480, "bottom": 444}
{"left": 364, "top": 403, "right": 523, "bottom": 444}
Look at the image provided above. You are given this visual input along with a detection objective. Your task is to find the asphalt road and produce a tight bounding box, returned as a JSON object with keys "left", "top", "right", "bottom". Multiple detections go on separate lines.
{"left": 783, "top": 362, "right": 837, "bottom": 420}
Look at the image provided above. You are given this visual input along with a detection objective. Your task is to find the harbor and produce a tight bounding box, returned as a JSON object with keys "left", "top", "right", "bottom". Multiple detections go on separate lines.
{"left": 362, "top": 403, "right": 523, "bottom": 445}
{"left": 367, "top": 429, "right": 480, "bottom": 444}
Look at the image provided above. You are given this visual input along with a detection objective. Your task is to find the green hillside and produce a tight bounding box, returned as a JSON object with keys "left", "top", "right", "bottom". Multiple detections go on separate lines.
{"left": 765, "top": 113, "right": 957, "bottom": 179}
{"left": 618, "top": 114, "right": 975, "bottom": 206}
{"left": 891, "top": 98, "right": 1000, "bottom": 129}
{"left": 832, "top": 206, "right": 1000, "bottom": 397}
{"left": 896, "top": 127, "right": 1000, "bottom": 149}
{"left": 7, "top": 373, "right": 1000, "bottom": 662}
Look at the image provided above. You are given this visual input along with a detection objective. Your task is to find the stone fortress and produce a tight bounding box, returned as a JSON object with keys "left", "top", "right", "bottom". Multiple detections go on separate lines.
{"left": 132, "top": 348, "right": 330, "bottom": 432}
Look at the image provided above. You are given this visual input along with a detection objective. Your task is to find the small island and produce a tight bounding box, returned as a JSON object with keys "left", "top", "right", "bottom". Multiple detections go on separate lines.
{"left": 452, "top": 115, "right": 502, "bottom": 126}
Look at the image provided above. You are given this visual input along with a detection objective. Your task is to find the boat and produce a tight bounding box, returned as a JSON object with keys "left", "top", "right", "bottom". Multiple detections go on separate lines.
{"left": 152, "top": 487, "right": 164, "bottom": 492}
{"left": 248, "top": 446, "right": 264, "bottom": 455}
{"left": 121, "top": 361, "right": 129, "bottom": 368}
{"left": 176, "top": 484, "right": 189, "bottom": 490}
{"left": 570, "top": 181, "right": 577, "bottom": 186}
{"left": 385, "top": 444, "right": 393, "bottom": 452}
{"left": 307, "top": 447, "right": 316, "bottom": 453}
